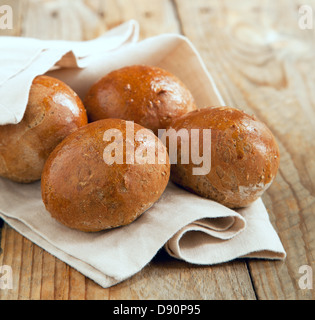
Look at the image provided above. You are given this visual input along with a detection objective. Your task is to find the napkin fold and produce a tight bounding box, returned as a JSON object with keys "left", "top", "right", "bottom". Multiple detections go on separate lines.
{"left": 0, "top": 20, "right": 286, "bottom": 288}
{"left": 0, "top": 19, "right": 139, "bottom": 125}
{"left": 0, "top": 180, "right": 285, "bottom": 288}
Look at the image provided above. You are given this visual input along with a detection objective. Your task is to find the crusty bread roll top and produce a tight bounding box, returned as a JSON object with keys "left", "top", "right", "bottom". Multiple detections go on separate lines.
{"left": 84, "top": 65, "right": 197, "bottom": 135}
{"left": 0, "top": 75, "right": 87, "bottom": 183}
{"left": 167, "top": 106, "right": 280, "bottom": 208}
{"left": 41, "top": 118, "right": 170, "bottom": 232}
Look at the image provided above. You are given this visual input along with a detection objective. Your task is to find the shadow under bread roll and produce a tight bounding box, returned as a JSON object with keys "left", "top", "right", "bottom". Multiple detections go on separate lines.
{"left": 84, "top": 65, "right": 197, "bottom": 136}
{"left": 41, "top": 119, "right": 170, "bottom": 232}
{"left": 0, "top": 75, "right": 88, "bottom": 183}
{"left": 166, "top": 106, "right": 280, "bottom": 209}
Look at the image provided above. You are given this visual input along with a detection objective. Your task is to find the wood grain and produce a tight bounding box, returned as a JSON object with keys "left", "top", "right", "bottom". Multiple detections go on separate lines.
{"left": 174, "top": 0, "right": 315, "bottom": 299}
{"left": 0, "top": 0, "right": 314, "bottom": 300}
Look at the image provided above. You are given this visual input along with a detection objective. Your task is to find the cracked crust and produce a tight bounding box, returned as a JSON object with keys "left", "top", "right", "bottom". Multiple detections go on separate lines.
{"left": 41, "top": 119, "right": 170, "bottom": 232}
{"left": 84, "top": 65, "right": 197, "bottom": 135}
{"left": 168, "top": 106, "right": 280, "bottom": 208}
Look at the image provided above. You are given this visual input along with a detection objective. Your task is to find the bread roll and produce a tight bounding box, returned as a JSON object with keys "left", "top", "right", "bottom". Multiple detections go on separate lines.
{"left": 0, "top": 75, "right": 88, "bottom": 183}
{"left": 167, "top": 106, "right": 280, "bottom": 208}
{"left": 84, "top": 65, "right": 197, "bottom": 135}
{"left": 41, "top": 119, "right": 170, "bottom": 232}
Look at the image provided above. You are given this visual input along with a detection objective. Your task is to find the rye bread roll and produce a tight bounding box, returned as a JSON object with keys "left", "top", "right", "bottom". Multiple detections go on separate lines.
{"left": 41, "top": 118, "right": 170, "bottom": 232}
{"left": 84, "top": 65, "right": 197, "bottom": 135}
{"left": 167, "top": 106, "right": 280, "bottom": 208}
{"left": 0, "top": 75, "right": 88, "bottom": 183}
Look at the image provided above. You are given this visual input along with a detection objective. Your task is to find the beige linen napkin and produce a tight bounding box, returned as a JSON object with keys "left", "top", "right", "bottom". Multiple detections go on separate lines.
{"left": 0, "top": 20, "right": 139, "bottom": 125}
{"left": 0, "top": 21, "right": 286, "bottom": 288}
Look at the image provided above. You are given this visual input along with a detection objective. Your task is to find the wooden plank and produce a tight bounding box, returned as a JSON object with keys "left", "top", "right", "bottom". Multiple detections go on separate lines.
{"left": 175, "top": 0, "right": 315, "bottom": 300}
{"left": 108, "top": 252, "right": 255, "bottom": 300}
{"left": 0, "top": 0, "right": 260, "bottom": 300}
{"left": 85, "top": 0, "right": 182, "bottom": 40}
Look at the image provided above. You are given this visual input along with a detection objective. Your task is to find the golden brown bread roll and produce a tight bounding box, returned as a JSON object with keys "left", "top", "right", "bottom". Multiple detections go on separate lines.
{"left": 166, "top": 106, "right": 280, "bottom": 208}
{"left": 41, "top": 118, "right": 170, "bottom": 232}
{"left": 84, "top": 65, "right": 197, "bottom": 135}
{"left": 0, "top": 75, "right": 88, "bottom": 183}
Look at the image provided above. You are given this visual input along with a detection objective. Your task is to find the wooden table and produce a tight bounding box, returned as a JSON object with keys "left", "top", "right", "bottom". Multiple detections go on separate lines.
{"left": 0, "top": 0, "right": 314, "bottom": 300}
